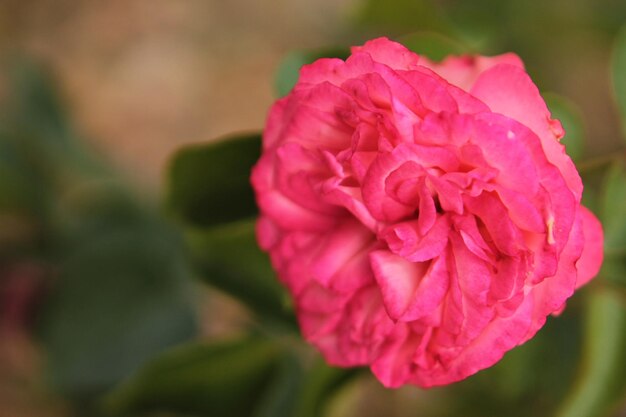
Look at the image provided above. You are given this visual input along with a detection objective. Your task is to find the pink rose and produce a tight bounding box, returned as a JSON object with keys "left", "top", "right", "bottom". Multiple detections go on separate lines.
{"left": 251, "top": 37, "right": 604, "bottom": 388}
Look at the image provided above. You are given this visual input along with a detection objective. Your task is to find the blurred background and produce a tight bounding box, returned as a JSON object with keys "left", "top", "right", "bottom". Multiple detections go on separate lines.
{"left": 0, "top": 0, "right": 625, "bottom": 416}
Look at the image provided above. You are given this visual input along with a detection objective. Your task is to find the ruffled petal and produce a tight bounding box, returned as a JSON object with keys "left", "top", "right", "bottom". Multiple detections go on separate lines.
{"left": 471, "top": 64, "right": 582, "bottom": 199}
{"left": 419, "top": 53, "right": 524, "bottom": 91}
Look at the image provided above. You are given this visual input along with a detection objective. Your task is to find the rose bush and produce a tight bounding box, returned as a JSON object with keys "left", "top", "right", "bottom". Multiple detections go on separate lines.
{"left": 251, "top": 37, "right": 604, "bottom": 388}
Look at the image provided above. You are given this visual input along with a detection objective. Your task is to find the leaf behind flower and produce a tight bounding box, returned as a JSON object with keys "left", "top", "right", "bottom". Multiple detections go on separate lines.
{"left": 184, "top": 219, "right": 295, "bottom": 327}
{"left": 398, "top": 32, "right": 471, "bottom": 61}
{"left": 166, "top": 133, "right": 261, "bottom": 229}
{"left": 105, "top": 336, "right": 361, "bottom": 417}
{"left": 555, "top": 290, "right": 626, "bottom": 417}
{"left": 553, "top": 162, "right": 626, "bottom": 417}
{"left": 104, "top": 336, "right": 282, "bottom": 417}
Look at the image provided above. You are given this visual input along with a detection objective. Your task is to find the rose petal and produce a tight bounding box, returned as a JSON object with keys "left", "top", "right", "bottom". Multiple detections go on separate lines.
{"left": 420, "top": 53, "right": 524, "bottom": 91}
{"left": 471, "top": 64, "right": 582, "bottom": 199}
{"left": 575, "top": 206, "right": 604, "bottom": 288}
{"left": 383, "top": 216, "right": 450, "bottom": 262}
{"left": 370, "top": 250, "right": 428, "bottom": 320}
{"left": 353, "top": 37, "right": 421, "bottom": 70}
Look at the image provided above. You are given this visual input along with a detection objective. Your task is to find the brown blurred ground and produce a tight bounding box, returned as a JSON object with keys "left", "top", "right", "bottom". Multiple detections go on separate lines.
{"left": 0, "top": 0, "right": 356, "bottom": 188}
{"left": 1, "top": 0, "right": 622, "bottom": 188}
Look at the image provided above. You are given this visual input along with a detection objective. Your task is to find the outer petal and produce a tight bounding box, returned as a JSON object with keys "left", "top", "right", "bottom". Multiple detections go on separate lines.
{"left": 310, "top": 285, "right": 395, "bottom": 366}
{"left": 369, "top": 324, "right": 417, "bottom": 387}
{"left": 522, "top": 210, "right": 585, "bottom": 344}
{"left": 575, "top": 206, "right": 604, "bottom": 288}
{"left": 470, "top": 64, "right": 582, "bottom": 199}
{"left": 413, "top": 293, "right": 534, "bottom": 387}
{"left": 419, "top": 53, "right": 524, "bottom": 91}
{"left": 352, "top": 37, "right": 421, "bottom": 70}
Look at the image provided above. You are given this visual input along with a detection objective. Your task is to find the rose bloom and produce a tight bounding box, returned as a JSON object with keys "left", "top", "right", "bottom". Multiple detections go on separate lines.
{"left": 251, "top": 37, "right": 604, "bottom": 388}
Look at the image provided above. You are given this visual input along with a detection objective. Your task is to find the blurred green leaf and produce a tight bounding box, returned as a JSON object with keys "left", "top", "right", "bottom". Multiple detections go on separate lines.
{"left": 356, "top": 0, "right": 451, "bottom": 36}
{"left": 288, "top": 358, "right": 361, "bottom": 417}
{"left": 165, "top": 131, "right": 294, "bottom": 326}
{"left": 613, "top": 25, "right": 626, "bottom": 140}
{"left": 545, "top": 93, "right": 586, "bottom": 163}
{"left": 554, "top": 160, "right": 626, "bottom": 417}
{"left": 275, "top": 48, "right": 349, "bottom": 97}
{"left": 247, "top": 352, "right": 361, "bottom": 417}
{"left": 600, "top": 258, "right": 626, "bottom": 290}
{"left": 556, "top": 290, "right": 626, "bottom": 417}
{"left": 254, "top": 355, "right": 362, "bottom": 417}
{"left": 167, "top": 134, "right": 261, "bottom": 228}
{"left": 186, "top": 219, "right": 294, "bottom": 327}
{"left": 398, "top": 32, "right": 470, "bottom": 61}
{"left": 440, "top": 304, "right": 583, "bottom": 417}
{"left": 106, "top": 335, "right": 360, "bottom": 417}
{"left": 0, "top": 57, "right": 200, "bottom": 413}
{"left": 0, "top": 59, "right": 114, "bottom": 252}
{"left": 0, "top": 60, "right": 106, "bottom": 180}
{"left": 253, "top": 353, "right": 306, "bottom": 417}
{"left": 105, "top": 336, "right": 282, "bottom": 417}
{"left": 597, "top": 160, "right": 626, "bottom": 288}
{"left": 443, "top": 1, "right": 513, "bottom": 50}
{"left": 38, "top": 220, "right": 197, "bottom": 397}
{"left": 600, "top": 156, "right": 626, "bottom": 288}
{"left": 0, "top": 134, "right": 45, "bottom": 215}
{"left": 601, "top": 161, "right": 626, "bottom": 252}
{"left": 3, "top": 60, "right": 70, "bottom": 141}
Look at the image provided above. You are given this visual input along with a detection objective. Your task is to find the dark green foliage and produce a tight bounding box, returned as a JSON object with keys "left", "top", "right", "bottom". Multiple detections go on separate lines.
{"left": 0, "top": 60, "right": 198, "bottom": 406}
{"left": 167, "top": 134, "right": 262, "bottom": 228}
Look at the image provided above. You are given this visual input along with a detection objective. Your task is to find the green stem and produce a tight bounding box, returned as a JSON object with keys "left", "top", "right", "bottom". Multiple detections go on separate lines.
{"left": 576, "top": 151, "right": 626, "bottom": 173}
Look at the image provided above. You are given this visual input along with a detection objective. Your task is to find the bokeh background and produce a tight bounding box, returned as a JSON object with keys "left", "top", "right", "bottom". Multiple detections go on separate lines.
{"left": 0, "top": 1, "right": 625, "bottom": 416}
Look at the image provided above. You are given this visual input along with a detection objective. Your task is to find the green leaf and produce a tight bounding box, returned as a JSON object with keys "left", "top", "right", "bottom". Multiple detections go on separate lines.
{"left": 545, "top": 93, "right": 586, "bottom": 163}
{"left": 1, "top": 58, "right": 199, "bottom": 409}
{"left": 252, "top": 353, "right": 306, "bottom": 417}
{"left": 599, "top": 257, "right": 626, "bottom": 290}
{"left": 601, "top": 161, "right": 626, "bottom": 251}
{"left": 443, "top": 0, "right": 513, "bottom": 50}
{"left": 598, "top": 159, "right": 626, "bottom": 285}
{"left": 166, "top": 135, "right": 294, "bottom": 325}
{"left": 0, "top": 134, "right": 45, "bottom": 215}
{"left": 0, "top": 60, "right": 107, "bottom": 180}
{"left": 442, "top": 305, "right": 584, "bottom": 417}
{"left": 555, "top": 290, "right": 626, "bottom": 417}
{"left": 38, "top": 223, "right": 197, "bottom": 397}
{"left": 167, "top": 134, "right": 261, "bottom": 229}
{"left": 612, "top": 24, "right": 626, "bottom": 140}
{"left": 2, "top": 60, "right": 71, "bottom": 141}
{"left": 253, "top": 354, "right": 361, "bottom": 417}
{"left": 398, "top": 32, "right": 470, "bottom": 61}
{"left": 289, "top": 359, "right": 361, "bottom": 417}
{"left": 105, "top": 337, "right": 282, "bottom": 416}
{"left": 356, "top": 0, "right": 451, "bottom": 35}
{"left": 106, "top": 336, "right": 361, "bottom": 417}
{"left": 555, "top": 161, "right": 626, "bottom": 416}
{"left": 274, "top": 48, "right": 349, "bottom": 97}
{"left": 598, "top": 161, "right": 626, "bottom": 288}
{"left": 186, "top": 219, "right": 294, "bottom": 327}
